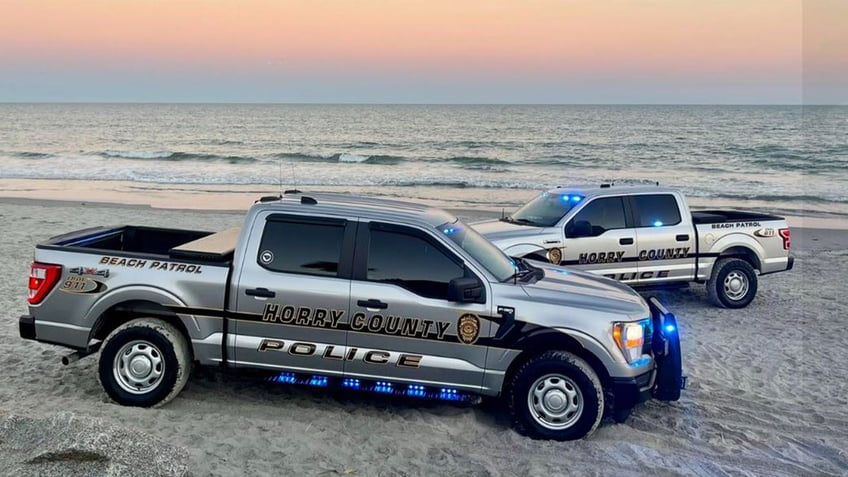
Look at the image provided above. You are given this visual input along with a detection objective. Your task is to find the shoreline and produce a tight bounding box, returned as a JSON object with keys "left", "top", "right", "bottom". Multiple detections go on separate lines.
{"left": 1, "top": 194, "right": 842, "bottom": 254}
{"left": 2, "top": 177, "right": 847, "bottom": 231}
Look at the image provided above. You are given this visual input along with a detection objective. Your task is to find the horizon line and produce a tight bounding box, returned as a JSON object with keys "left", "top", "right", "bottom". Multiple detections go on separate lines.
{"left": 1, "top": 101, "right": 844, "bottom": 106}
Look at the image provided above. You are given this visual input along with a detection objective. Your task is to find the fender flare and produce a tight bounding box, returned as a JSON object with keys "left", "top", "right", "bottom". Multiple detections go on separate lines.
{"left": 84, "top": 285, "right": 200, "bottom": 343}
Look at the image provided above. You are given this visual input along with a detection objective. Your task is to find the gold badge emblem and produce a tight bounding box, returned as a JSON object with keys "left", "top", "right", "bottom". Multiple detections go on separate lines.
{"left": 547, "top": 248, "right": 562, "bottom": 264}
{"left": 457, "top": 314, "right": 480, "bottom": 345}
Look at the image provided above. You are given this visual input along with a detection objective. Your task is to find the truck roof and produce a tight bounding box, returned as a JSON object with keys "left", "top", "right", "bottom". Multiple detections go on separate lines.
{"left": 252, "top": 191, "right": 457, "bottom": 227}
{"left": 544, "top": 184, "right": 680, "bottom": 200}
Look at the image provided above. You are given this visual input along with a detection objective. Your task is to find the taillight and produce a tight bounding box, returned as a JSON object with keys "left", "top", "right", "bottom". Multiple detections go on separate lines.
{"left": 778, "top": 228, "right": 791, "bottom": 250}
{"left": 28, "top": 262, "right": 62, "bottom": 305}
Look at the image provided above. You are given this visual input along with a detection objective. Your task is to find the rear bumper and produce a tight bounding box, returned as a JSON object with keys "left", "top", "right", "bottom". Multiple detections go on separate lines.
{"left": 19, "top": 315, "right": 36, "bottom": 340}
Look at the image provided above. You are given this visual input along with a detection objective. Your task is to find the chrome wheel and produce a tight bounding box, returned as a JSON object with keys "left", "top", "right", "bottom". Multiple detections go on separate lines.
{"left": 724, "top": 270, "right": 749, "bottom": 301}
{"left": 113, "top": 340, "right": 165, "bottom": 395}
{"left": 527, "top": 374, "right": 583, "bottom": 430}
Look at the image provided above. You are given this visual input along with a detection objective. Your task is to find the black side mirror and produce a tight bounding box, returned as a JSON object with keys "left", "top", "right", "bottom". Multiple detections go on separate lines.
{"left": 567, "top": 219, "right": 593, "bottom": 238}
{"left": 448, "top": 276, "right": 485, "bottom": 304}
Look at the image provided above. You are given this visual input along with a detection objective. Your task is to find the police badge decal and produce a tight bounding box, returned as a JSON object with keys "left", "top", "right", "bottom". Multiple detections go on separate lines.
{"left": 547, "top": 247, "right": 562, "bottom": 265}
{"left": 457, "top": 313, "right": 480, "bottom": 345}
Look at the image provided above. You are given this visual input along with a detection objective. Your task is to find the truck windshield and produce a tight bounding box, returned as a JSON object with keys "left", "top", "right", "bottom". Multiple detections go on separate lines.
{"left": 437, "top": 220, "right": 516, "bottom": 282}
{"left": 509, "top": 192, "right": 583, "bottom": 227}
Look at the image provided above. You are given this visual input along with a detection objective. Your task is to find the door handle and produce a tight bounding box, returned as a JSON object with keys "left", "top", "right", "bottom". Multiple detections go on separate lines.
{"left": 357, "top": 299, "right": 388, "bottom": 310}
{"left": 676, "top": 234, "right": 690, "bottom": 242}
{"left": 619, "top": 237, "right": 634, "bottom": 245}
{"left": 245, "top": 287, "right": 276, "bottom": 298}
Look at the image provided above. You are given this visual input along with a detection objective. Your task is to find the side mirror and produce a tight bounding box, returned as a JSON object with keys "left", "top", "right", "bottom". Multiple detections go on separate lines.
{"left": 567, "top": 219, "right": 593, "bottom": 238}
{"left": 448, "top": 276, "right": 485, "bottom": 303}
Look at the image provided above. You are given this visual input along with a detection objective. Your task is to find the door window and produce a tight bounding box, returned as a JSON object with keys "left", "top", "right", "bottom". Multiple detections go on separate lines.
{"left": 367, "top": 228, "right": 464, "bottom": 300}
{"left": 631, "top": 194, "right": 682, "bottom": 227}
{"left": 565, "top": 197, "right": 627, "bottom": 238}
{"left": 257, "top": 220, "right": 345, "bottom": 276}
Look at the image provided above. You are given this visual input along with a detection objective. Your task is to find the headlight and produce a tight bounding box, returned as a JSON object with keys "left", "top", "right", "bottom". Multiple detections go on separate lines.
{"left": 613, "top": 321, "right": 648, "bottom": 364}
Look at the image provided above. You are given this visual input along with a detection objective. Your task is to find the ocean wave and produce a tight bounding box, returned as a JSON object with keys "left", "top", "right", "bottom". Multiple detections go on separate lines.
{"left": 102, "top": 151, "right": 258, "bottom": 164}
{"left": 445, "top": 156, "right": 510, "bottom": 166}
{"left": 272, "top": 152, "right": 405, "bottom": 165}
{"left": 9, "top": 151, "right": 53, "bottom": 159}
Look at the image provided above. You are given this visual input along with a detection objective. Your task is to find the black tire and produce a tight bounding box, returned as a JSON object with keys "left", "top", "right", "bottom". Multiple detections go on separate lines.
{"left": 98, "top": 318, "right": 192, "bottom": 407}
{"left": 507, "top": 351, "right": 604, "bottom": 440}
{"left": 706, "top": 257, "right": 758, "bottom": 308}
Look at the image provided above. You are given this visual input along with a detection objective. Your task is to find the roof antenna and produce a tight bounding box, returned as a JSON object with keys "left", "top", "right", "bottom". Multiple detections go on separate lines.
{"left": 501, "top": 207, "right": 505, "bottom": 219}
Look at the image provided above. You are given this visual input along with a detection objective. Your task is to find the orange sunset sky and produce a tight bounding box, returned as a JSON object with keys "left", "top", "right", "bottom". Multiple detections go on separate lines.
{"left": 0, "top": 0, "right": 844, "bottom": 103}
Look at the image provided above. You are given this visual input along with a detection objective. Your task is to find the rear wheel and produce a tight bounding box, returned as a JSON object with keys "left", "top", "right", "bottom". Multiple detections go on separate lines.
{"left": 707, "top": 258, "right": 758, "bottom": 308}
{"left": 508, "top": 351, "right": 604, "bottom": 440}
{"left": 98, "top": 318, "right": 192, "bottom": 407}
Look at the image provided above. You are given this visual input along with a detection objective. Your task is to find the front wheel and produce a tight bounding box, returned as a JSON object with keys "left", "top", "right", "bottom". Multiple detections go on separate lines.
{"left": 706, "top": 258, "right": 758, "bottom": 308}
{"left": 507, "top": 351, "right": 604, "bottom": 440}
{"left": 98, "top": 318, "right": 192, "bottom": 407}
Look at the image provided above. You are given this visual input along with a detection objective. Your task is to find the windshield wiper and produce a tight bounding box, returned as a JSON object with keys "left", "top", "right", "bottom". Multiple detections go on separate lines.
{"left": 499, "top": 216, "right": 513, "bottom": 223}
{"left": 511, "top": 218, "right": 538, "bottom": 226}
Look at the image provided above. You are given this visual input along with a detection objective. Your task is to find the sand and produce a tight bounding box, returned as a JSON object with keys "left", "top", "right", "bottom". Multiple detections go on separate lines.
{"left": 0, "top": 198, "right": 846, "bottom": 476}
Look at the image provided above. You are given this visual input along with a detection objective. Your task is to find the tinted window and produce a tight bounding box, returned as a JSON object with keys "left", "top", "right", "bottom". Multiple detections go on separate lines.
{"left": 565, "top": 197, "right": 627, "bottom": 238}
{"left": 258, "top": 220, "right": 344, "bottom": 276}
{"left": 368, "top": 228, "right": 464, "bottom": 300}
{"left": 632, "top": 194, "right": 682, "bottom": 227}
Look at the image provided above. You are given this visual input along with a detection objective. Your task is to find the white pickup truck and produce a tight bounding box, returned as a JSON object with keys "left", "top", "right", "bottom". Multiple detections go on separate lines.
{"left": 473, "top": 185, "right": 794, "bottom": 308}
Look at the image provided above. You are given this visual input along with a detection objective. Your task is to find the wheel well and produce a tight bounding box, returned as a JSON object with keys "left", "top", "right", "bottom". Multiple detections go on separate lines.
{"left": 501, "top": 332, "right": 612, "bottom": 397}
{"left": 719, "top": 246, "right": 761, "bottom": 271}
{"left": 91, "top": 300, "right": 191, "bottom": 346}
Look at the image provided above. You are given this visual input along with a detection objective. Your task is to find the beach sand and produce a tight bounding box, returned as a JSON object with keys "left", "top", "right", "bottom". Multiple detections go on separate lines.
{"left": 1, "top": 196, "right": 846, "bottom": 476}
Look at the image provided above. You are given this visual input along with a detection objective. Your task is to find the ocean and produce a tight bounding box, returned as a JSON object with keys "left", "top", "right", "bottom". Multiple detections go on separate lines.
{"left": 0, "top": 104, "right": 845, "bottom": 218}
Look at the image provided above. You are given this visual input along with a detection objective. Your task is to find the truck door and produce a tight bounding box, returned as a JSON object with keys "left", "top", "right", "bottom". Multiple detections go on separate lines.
{"left": 630, "top": 194, "right": 696, "bottom": 283}
{"left": 560, "top": 196, "right": 640, "bottom": 283}
{"left": 346, "top": 222, "right": 491, "bottom": 393}
{"left": 231, "top": 212, "right": 355, "bottom": 377}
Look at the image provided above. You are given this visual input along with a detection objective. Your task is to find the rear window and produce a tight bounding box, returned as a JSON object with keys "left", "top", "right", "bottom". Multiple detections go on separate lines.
{"left": 631, "top": 194, "right": 682, "bottom": 227}
{"left": 257, "top": 220, "right": 345, "bottom": 277}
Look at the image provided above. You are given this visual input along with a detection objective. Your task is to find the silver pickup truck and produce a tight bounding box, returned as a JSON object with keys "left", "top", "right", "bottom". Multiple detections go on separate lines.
{"left": 474, "top": 185, "right": 794, "bottom": 308}
{"left": 19, "top": 192, "right": 683, "bottom": 440}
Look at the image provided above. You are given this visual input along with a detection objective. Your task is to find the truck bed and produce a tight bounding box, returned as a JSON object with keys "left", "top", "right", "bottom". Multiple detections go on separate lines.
{"left": 43, "top": 225, "right": 238, "bottom": 263}
{"left": 692, "top": 210, "right": 783, "bottom": 225}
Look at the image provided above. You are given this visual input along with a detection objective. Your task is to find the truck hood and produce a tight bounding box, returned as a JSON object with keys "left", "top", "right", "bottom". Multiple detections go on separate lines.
{"left": 472, "top": 219, "right": 546, "bottom": 242}
{"left": 520, "top": 262, "right": 649, "bottom": 317}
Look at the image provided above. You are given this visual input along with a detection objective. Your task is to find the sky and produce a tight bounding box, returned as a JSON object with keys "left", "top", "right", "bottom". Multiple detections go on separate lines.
{"left": 0, "top": 0, "right": 843, "bottom": 104}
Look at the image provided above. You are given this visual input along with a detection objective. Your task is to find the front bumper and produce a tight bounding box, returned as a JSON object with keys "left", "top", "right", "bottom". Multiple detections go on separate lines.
{"left": 647, "top": 297, "right": 685, "bottom": 401}
{"left": 610, "top": 297, "right": 686, "bottom": 412}
{"left": 19, "top": 315, "right": 36, "bottom": 340}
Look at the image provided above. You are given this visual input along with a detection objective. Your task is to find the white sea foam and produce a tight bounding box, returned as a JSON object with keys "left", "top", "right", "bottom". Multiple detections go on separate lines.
{"left": 338, "top": 153, "right": 369, "bottom": 163}
{"left": 103, "top": 150, "right": 174, "bottom": 159}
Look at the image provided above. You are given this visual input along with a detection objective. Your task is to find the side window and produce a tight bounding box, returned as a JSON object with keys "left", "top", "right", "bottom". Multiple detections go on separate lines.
{"left": 368, "top": 228, "right": 464, "bottom": 300}
{"left": 632, "top": 194, "right": 682, "bottom": 227}
{"left": 257, "top": 220, "right": 345, "bottom": 277}
{"left": 565, "top": 197, "right": 627, "bottom": 238}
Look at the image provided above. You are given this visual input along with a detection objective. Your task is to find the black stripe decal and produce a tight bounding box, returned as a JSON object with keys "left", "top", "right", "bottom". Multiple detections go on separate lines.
{"left": 163, "top": 304, "right": 512, "bottom": 347}
{"left": 563, "top": 252, "right": 720, "bottom": 266}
